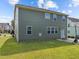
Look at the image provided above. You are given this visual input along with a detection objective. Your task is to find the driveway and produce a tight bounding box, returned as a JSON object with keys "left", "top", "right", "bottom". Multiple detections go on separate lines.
{"left": 58, "top": 38, "right": 79, "bottom": 43}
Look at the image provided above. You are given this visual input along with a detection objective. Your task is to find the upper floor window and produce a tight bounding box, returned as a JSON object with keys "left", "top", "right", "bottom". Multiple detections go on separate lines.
{"left": 26, "top": 26, "right": 32, "bottom": 34}
{"left": 53, "top": 14, "right": 57, "bottom": 21}
{"left": 62, "top": 16, "right": 66, "bottom": 21}
{"left": 45, "top": 13, "right": 50, "bottom": 19}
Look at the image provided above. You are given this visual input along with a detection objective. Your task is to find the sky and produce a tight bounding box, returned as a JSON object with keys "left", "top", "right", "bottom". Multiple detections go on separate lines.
{"left": 0, "top": 0, "right": 79, "bottom": 24}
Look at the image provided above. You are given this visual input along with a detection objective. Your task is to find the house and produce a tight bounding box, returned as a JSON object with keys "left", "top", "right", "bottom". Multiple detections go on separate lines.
{"left": 67, "top": 17, "right": 79, "bottom": 38}
{"left": 0, "top": 23, "right": 10, "bottom": 33}
{"left": 14, "top": 4, "right": 68, "bottom": 42}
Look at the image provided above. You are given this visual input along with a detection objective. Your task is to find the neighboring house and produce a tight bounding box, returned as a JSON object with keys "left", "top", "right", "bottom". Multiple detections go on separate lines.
{"left": 67, "top": 17, "right": 79, "bottom": 38}
{"left": 0, "top": 23, "right": 11, "bottom": 33}
{"left": 14, "top": 4, "right": 68, "bottom": 42}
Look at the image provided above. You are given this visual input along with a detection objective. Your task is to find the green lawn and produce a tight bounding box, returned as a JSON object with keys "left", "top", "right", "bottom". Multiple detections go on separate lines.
{"left": 0, "top": 34, "right": 79, "bottom": 59}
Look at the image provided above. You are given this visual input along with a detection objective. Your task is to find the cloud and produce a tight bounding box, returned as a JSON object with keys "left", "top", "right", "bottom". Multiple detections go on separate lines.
{"left": 57, "top": 10, "right": 61, "bottom": 12}
{"left": 72, "top": 0, "right": 79, "bottom": 7}
{"left": 8, "top": 0, "right": 19, "bottom": 5}
{"left": 38, "top": 0, "right": 44, "bottom": 4}
{"left": 38, "top": 0, "right": 44, "bottom": 8}
{"left": 37, "top": 0, "right": 58, "bottom": 9}
{"left": 0, "top": 16, "right": 12, "bottom": 24}
{"left": 62, "top": 11, "right": 67, "bottom": 14}
{"left": 68, "top": 4, "right": 73, "bottom": 7}
{"left": 68, "top": 10, "right": 72, "bottom": 13}
{"left": 62, "top": 10, "right": 72, "bottom": 14}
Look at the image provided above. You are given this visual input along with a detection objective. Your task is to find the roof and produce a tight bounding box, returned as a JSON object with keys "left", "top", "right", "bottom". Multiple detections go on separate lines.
{"left": 0, "top": 23, "right": 9, "bottom": 25}
{"left": 68, "top": 17, "right": 79, "bottom": 22}
{"left": 15, "top": 4, "right": 68, "bottom": 16}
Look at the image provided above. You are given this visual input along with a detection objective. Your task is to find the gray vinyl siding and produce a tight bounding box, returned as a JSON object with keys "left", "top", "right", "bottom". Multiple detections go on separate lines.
{"left": 18, "top": 8, "right": 67, "bottom": 41}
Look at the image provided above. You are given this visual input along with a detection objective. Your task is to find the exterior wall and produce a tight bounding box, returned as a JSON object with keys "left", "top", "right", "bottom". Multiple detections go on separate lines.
{"left": 76, "top": 22, "right": 79, "bottom": 36}
{"left": 15, "top": 7, "right": 67, "bottom": 41}
{"left": 77, "top": 27, "right": 79, "bottom": 36}
{"left": 67, "top": 19, "right": 79, "bottom": 37}
{"left": 67, "top": 19, "right": 75, "bottom": 37}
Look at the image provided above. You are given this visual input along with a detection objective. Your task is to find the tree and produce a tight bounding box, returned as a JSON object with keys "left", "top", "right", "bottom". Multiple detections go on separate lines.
{"left": 11, "top": 20, "right": 15, "bottom": 30}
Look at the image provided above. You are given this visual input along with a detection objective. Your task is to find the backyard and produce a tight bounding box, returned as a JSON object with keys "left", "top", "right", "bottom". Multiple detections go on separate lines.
{"left": 0, "top": 34, "right": 79, "bottom": 59}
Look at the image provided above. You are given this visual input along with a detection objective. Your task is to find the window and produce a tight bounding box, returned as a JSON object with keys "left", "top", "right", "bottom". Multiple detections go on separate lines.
{"left": 26, "top": 26, "right": 32, "bottom": 34}
{"left": 47, "top": 27, "right": 51, "bottom": 34}
{"left": 53, "top": 14, "right": 57, "bottom": 21}
{"left": 68, "top": 24, "right": 70, "bottom": 27}
{"left": 51, "top": 27, "right": 54, "bottom": 33}
{"left": 45, "top": 13, "right": 50, "bottom": 19}
{"left": 54, "top": 18, "right": 56, "bottom": 21}
{"left": 62, "top": 16, "right": 66, "bottom": 21}
{"left": 47, "top": 27, "right": 58, "bottom": 34}
{"left": 55, "top": 28, "right": 58, "bottom": 33}
{"left": 68, "top": 30, "right": 70, "bottom": 33}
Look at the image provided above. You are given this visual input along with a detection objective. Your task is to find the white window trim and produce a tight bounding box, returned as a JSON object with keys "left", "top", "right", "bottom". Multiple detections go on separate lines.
{"left": 54, "top": 27, "right": 58, "bottom": 33}
{"left": 53, "top": 14, "right": 57, "bottom": 18}
{"left": 26, "top": 26, "right": 32, "bottom": 35}
{"left": 47, "top": 26, "right": 51, "bottom": 34}
{"left": 62, "top": 16, "right": 66, "bottom": 19}
{"left": 47, "top": 26, "right": 57, "bottom": 34}
{"left": 51, "top": 27, "right": 57, "bottom": 34}
{"left": 53, "top": 14, "right": 57, "bottom": 21}
{"left": 62, "top": 16, "right": 66, "bottom": 21}
{"left": 45, "top": 13, "right": 50, "bottom": 19}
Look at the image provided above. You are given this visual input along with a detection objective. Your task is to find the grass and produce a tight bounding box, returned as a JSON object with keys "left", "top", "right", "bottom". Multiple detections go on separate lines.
{"left": 0, "top": 34, "right": 79, "bottom": 59}
{"left": 0, "top": 34, "right": 11, "bottom": 48}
